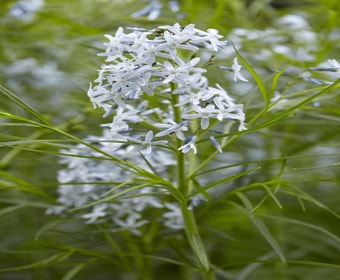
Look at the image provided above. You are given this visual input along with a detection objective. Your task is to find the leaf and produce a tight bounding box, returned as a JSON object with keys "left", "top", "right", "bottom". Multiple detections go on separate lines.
{"left": 287, "top": 260, "right": 340, "bottom": 269}
{"left": 234, "top": 193, "right": 286, "bottom": 263}
{"left": 260, "top": 184, "right": 283, "bottom": 209}
{"left": 0, "top": 204, "right": 28, "bottom": 216}
{"left": 280, "top": 183, "right": 340, "bottom": 219}
{"left": 61, "top": 263, "right": 87, "bottom": 280}
{"left": 260, "top": 214, "right": 340, "bottom": 244}
{"left": 270, "top": 65, "right": 289, "bottom": 98}
{"left": 181, "top": 206, "right": 210, "bottom": 272}
{"left": 0, "top": 85, "right": 50, "bottom": 125}
{"left": 233, "top": 45, "right": 269, "bottom": 105}
{"left": 35, "top": 219, "right": 70, "bottom": 241}
{"left": 0, "top": 170, "right": 54, "bottom": 200}
{"left": 189, "top": 167, "right": 261, "bottom": 197}
{"left": 0, "top": 251, "right": 74, "bottom": 272}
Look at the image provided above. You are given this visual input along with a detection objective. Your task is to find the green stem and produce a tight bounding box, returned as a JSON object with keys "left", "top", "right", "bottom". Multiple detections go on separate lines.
{"left": 171, "top": 87, "right": 188, "bottom": 197}
{"left": 170, "top": 84, "right": 215, "bottom": 280}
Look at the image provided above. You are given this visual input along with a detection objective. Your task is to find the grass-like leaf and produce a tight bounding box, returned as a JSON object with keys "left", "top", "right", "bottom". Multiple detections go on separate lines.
{"left": 0, "top": 85, "right": 50, "bottom": 125}
{"left": 61, "top": 263, "right": 87, "bottom": 280}
{"left": 234, "top": 193, "right": 286, "bottom": 263}
{"left": 189, "top": 166, "right": 261, "bottom": 197}
{"left": 233, "top": 45, "right": 269, "bottom": 105}
{"left": 260, "top": 214, "right": 340, "bottom": 245}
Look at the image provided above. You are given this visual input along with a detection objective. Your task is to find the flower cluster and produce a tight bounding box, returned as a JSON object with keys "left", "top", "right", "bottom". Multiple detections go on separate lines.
{"left": 47, "top": 24, "right": 247, "bottom": 234}
{"left": 131, "top": 0, "right": 180, "bottom": 21}
{"left": 88, "top": 23, "right": 247, "bottom": 154}
{"left": 8, "top": 0, "right": 44, "bottom": 21}
{"left": 46, "top": 131, "right": 184, "bottom": 235}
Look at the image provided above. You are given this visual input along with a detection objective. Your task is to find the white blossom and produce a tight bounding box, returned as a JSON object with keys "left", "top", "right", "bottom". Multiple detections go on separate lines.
{"left": 155, "top": 120, "right": 188, "bottom": 140}
{"left": 178, "top": 135, "right": 197, "bottom": 154}
{"left": 129, "top": 131, "right": 168, "bottom": 154}
{"left": 162, "top": 203, "right": 184, "bottom": 230}
{"left": 232, "top": 57, "right": 248, "bottom": 82}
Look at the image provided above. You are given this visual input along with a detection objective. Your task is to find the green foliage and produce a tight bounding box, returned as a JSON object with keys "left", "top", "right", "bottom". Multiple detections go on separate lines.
{"left": 1, "top": 0, "right": 340, "bottom": 279}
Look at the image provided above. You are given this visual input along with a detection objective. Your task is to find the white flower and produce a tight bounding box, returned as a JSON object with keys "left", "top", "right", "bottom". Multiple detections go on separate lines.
{"left": 155, "top": 120, "right": 188, "bottom": 140}
{"left": 102, "top": 27, "right": 136, "bottom": 57}
{"left": 103, "top": 106, "right": 142, "bottom": 131}
{"left": 194, "top": 28, "right": 225, "bottom": 51}
{"left": 131, "top": 0, "right": 162, "bottom": 21}
{"left": 232, "top": 57, "right": 248, "bottom": 82}
{"left": 328, "top": 59, "right": 340, "bottom": 70}
{"left": 81, "top": 204, "right": 108, "bottom": 224}
{"left": 157, "top": 24, "right": 199, "bottom": 55}
{"left": 208, "top": 84, "right": 235, "bottom": 105}
{"left": 173, "top": 73, "right": 208, "bottom": 96}
{"left": 168, "top": 0, "right": 179, "bottom": 12}
{"left": 182, "top": 104, "right": 217, "bottom": 129}
{"left": 162, "top": 202, "right": 184, "bottom": 230}
{"left": 110, "top": 200, "right": 142, "bottom": 220}
{"left": 132, "top": 187, "right": 164, "bottom": 211}
{"left": 213, "top": 96, "right": 245, "bottom": 125}
{"left": 129, "top": 131, "right": 168, "bottom": 154}
{"left": 114, "top": 216, "right": 149, "bottom": 236}
{"left": 156, "top": 57, "right": 204, "bottom": 84}
{"left": 178, "top": 135, "right": 197, "bottom": 154}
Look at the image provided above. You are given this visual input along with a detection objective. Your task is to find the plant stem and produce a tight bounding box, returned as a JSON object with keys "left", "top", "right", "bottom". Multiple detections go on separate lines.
{"left": 171, "top": 87, "right": 188, "bottom": 196}
{"left": 170, "top": 84, "right": 215, "bottom": 279}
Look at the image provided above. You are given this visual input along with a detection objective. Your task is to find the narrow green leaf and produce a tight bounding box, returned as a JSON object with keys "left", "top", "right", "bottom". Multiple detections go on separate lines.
{"left": 280, "top": 183, "right": 340, "bottom": 219}
{"left": 234, "top": 193, "right": 286, "bottom": 263}
{"left": 61, "top": 263, "right": 87, "bottom": 280}
{"left": 0, "top": 204, "right": 27, "bottom": 216}
{"left": 0, "top": 170, "right": 54, "bottom": 200}
{"left": 0, "top": 251, "right": 74, "bottom": 272}
{"left": 270, "top": 65, "right": 289, "bottom": 99}
{"left": 189, "top": 167, "right": 261, "bottom": 197}
{"left": 0, "top": 85, "right": 50, "bottom": 125}
{"left": 261, "top": 184, "right": 283, "bottom": 209}
{"left": 260, "top": 214, "right": 340, "bottom": 244}
{"left": 35, "top": 219, "right": 69, "bottom": 241}
{"left": 262, "top": 78, "right": 340, "bottom": 129}
{"left": 181, "top": 206, "right": 210, "bottom": 272}
{"left": 287, "top": 260, "right": 340, "bottom": 269}
{"left": 233, "top": 45, "right": 269, "bottom": 105}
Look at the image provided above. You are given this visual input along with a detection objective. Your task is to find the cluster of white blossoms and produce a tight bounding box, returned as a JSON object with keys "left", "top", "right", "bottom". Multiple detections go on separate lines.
{"left": 88, "top": 23, "right": 247, "bottom": 155}
{"left": 46, "top": 131, "right": 185, "bottom": 235}
{"left": 47, "top": 24, "right": 248, "bottom": 234}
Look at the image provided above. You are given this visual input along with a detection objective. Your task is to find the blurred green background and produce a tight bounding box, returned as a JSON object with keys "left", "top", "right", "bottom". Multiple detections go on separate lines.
{"left": 1, "top": 0, "right": 340, "bottom": 279}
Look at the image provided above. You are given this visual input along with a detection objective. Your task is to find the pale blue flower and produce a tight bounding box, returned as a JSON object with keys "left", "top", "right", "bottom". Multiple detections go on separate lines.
{"left": 82, "top": 204, "right": 108, "bottom": 224}
{"left": 129, "top": 131, "right": 168, "bottom": 154}
{"left": 178, "top": 135, "right": 197, "bottom": 154}
{"left": 232, "top": 57, "right": 248, "bottom": 82}
{"left": 114, "top": 216, "right": 149, "bottom": 236}
{"left": 162, "top": 202, "right": 184, "bottom": 230}
{"left": 155, "top": 120, "right": 188, "bottom": 140}
{"left": 182, "top": 104, "right": 217, "bottom": 129}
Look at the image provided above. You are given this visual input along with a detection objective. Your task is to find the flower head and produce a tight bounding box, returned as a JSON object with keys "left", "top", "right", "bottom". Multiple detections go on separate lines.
{"left": 88, "top": 24, "right": 246, "bottom": 154}
{"left": 178, "top": 135, "right": 197, "bottom": 154}
{"left": 232, "top": 57, "right": 249, "bottom": 82}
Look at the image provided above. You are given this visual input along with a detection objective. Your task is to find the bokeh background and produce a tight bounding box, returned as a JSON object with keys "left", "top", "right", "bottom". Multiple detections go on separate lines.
{"left": 1, "top": 0, "right": 340, "bottom": 279}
